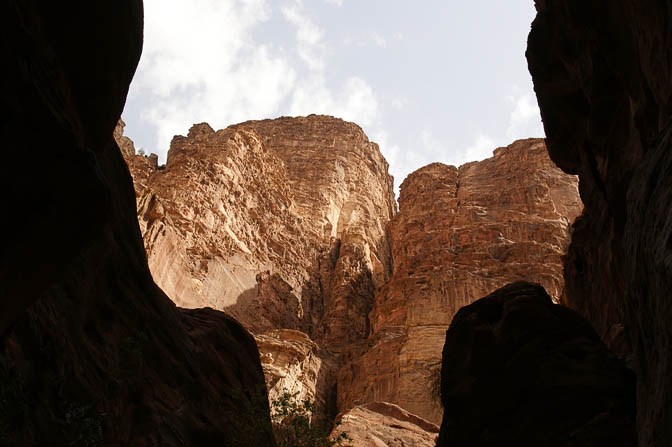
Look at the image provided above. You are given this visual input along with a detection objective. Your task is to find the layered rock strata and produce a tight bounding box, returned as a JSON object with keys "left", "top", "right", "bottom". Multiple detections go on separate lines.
{"left": 331, "top": 402, "right": 439, "bottom": 447}
{"left": 527, "top": 1, "right": 672, "bottom": 444}
{"left": 118, "top": 115, "right": 397, "bottom": 428}
{"left": 436, "top": 282, "right": 636, "bottom": 447}
{"left": 255, "top": 329, "right": 337, "bottom": 425}
{"left": 123, "top": 116, "right": 396, "bottom": 349}
{"left": 338, "top": 138, "right": 582, "bottom": 424}
{"left": 0, "top": 1, "right": 275, "bottom": 445}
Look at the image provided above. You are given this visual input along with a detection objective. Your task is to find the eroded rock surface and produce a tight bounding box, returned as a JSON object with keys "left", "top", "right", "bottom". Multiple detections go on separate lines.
{"left": 256, "top": 329, "right": 337, "bottom": 425}
{"left": 338, "top": 139, "right": 581, "bottom": 423}
{"left": 117, "top": 115, "right": 397, "bottom": 425}
{"left": 527, "top": 1, "right": 672, "bottom": 444}
{"left": 118, "top": 120, "right": 581, "bottom": 438}
{"left": 331, "top": 402, "right": 439, "bottom": 447}
{"left": 436, "top": 282, "right": 636, "bottom": 447}
{"left": 120, "top": 116, "right": 396, "bottom": 347}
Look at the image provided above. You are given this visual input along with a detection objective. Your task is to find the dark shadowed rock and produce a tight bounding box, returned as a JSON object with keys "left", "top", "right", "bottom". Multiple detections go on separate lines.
{"left": 436, "top": 282, "right": 636, "bottom": 447}
{"left": 0, "top": 1, "right": 275, "bottom": 445}
{"left": 527, "top": 1, "right": 672, "bottom": 444}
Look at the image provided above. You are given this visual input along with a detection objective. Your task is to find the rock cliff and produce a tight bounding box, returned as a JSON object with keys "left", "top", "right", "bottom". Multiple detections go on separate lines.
{"left": 119, "top": 124, "right": 581, "bottom": 437}
{"left": 338, "top": 138, "right": 582, "bottom": 423}
{"left": 118, "top": 115, "right": 398, "bottom": 429}
{"left": 0, "top": 1, "right": 274, "bottom": 445}
{"left": 527, "top": 1, "right": 672, "bottom": 444}
{"left": 123, "top": 116, "right": 396, "bottom": 347}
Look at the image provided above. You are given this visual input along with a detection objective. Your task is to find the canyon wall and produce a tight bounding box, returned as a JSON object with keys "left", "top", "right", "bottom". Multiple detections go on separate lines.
{"left": 527, "top": 1, "right": 672, "bottom": 444}
{"left": 126, "top": 116, "right": 395, "bottom": 340}
{"left": 119, "top": 119, "right": 582, "bottom": 441}
{"left": 120, "top": 124, "right": 582, "bottom": 436}
{"left": 338, "top": 138, "right": 582, "bottom": 424}
{"left": 119, "top": 115, "right": 397, "bottom": 425}
{"left": 0, "top": 1, "right": 275, "bottom": 445}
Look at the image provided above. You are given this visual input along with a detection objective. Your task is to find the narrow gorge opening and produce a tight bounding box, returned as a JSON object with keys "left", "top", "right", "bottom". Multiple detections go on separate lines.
{"left": 113, "top": 1, "right": 588, "bottom": 444}
{"left": 5, "top": 0, "right": 666, "bottom": 446}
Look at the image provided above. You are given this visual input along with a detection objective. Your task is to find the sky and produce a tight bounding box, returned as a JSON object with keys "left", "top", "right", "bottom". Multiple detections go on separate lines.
{"left": 122, "top": 0, "right": 543, "bottom": 193}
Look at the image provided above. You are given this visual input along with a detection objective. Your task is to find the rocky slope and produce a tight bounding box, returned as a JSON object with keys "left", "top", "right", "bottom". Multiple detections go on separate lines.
{"left": 338, "top": 138, "right": 582, "bottom": 423}
{"left": 0, "top": 1, "right": 275, "bottom": 445}
{"left": 527, "top": 1, "right": 672, "bottom": 444}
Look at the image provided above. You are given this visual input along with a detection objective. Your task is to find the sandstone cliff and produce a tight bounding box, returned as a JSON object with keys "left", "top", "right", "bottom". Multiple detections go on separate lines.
{"left": 123, "top": 116, "right": 395, "bottom": 345}
{"left": 118, "top": 115, "right": 397, "bottom": 427}
{"left": 0, "top": 1, "right": 275, "bottom": 445}
{"left": 528, "top": 1, "right": 672, "bottom": 444}
{"left": 338, "top": 138, "right": 582, "bottom": 424}
{"left": 119, "top": 122, "right": 582, "bottom": 438}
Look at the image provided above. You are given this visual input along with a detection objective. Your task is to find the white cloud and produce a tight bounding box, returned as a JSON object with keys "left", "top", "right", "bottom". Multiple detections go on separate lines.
{"left": 325, "top": 0, "right": 343, "bottom": 5}
{"left": 460, "top": 134, "right": 496, "bottom": 164}
{"left": 506, "top": 92, "right": 544, "bottom": 140}
{"left": 130, "top": 0, "right": 387, "bottom": 173}
{"left": 344, "top": 32, "right": 389, "bottom": 48}
{"left": 420, "top": 130, "right": 495, "bottom": 170}
{"left": 282, "top": 1, "right": 381, "bottom": 128}
{"left": 372, "top": 32, "right": 387, "bottom": 48}
{"left": 391, "top": 97, "right": 406, "bottom": 111}
{"left": 281, "top": 2, "right": 326, "bottom": 71}
{"left": 290, "top": 76, "right": 379, "bottom": 127}
{"left": 132, "top": 0, "right": 296, "bottom": 161}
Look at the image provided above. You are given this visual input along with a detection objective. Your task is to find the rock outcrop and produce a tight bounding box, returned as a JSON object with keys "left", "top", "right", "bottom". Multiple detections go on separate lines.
{"left": 527, "top": 1, "right": 672, "bottom": 444}
{"left": 255, "top": 329, "right": 337, "bottom": 425}
{"left": 331, "top": 402, "right": 439, "bottom": 447}
{"left": 338, "top": 139, "right": 582, "bottom": 423}
{"left": 0, "top": 1, "right": 275, "bottom": 445}
{"left": 436, "top": 282, "right": 636, "bottom": 447}
{"left": 123, "top": 116, "right": 396, "bottom": 347}
{"left": 118, "top": 115, "right": 397, "bottom": 427}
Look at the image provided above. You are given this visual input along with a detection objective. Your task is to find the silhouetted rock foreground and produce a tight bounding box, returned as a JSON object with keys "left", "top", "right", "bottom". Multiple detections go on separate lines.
{"left": 436, "top": 282, "right": 636, "bottom": 447}
{"left": 0, "top": 1, "right": 274, "bottom": 445}
{"left": 528, "top": 0, "right": 672, "bottom": 445}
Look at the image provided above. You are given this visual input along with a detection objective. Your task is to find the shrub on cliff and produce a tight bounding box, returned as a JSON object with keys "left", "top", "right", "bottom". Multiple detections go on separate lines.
{"left": 271, "top": 389, "right": 351, "bottom": 447}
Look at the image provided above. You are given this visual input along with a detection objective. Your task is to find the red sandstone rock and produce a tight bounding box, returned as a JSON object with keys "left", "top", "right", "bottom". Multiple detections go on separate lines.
{"left": 255, "top": 329, "right": 338, "bottom": 425}
{"left": 331, "top": 402, "right": 439, "bottom": 447}
{"left": 338, "top": 139, "right": 581, "bottom": 424}
{"left": 118, "top": 123, "right": 580, "bottom": 438}
{"left": 120, "top": 116, "right": 395, "bottom": 345}
{"left": 117, "top": 115, "right": 397, "bottom": 426}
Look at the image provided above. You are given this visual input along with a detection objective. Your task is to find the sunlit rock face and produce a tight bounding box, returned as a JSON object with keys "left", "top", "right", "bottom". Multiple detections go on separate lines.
{"left": 0, "top": 1, "right": 275, "bottom": 445}
{"left": 330, "top": 402, "right": 440, "bottom": 447}
{"left": 527, "top": 1, "right": 672, "bottom": 444}
{"left": 118, "top": 115, "right": 396, "bottom": 346}
{"left": 436, "top": 282, "right": 636, "bottom": 447}
{"left": 255, "top": 329, "right": 337, "bottom": 426}
{"left": 118, "top": 123, "right": 581, "bottom": 439}
{"left": 338, "top": 139, "right": 582, "bottom": 424}
{"left": 117, "top": 115, "right": 397, "bottom": 426}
